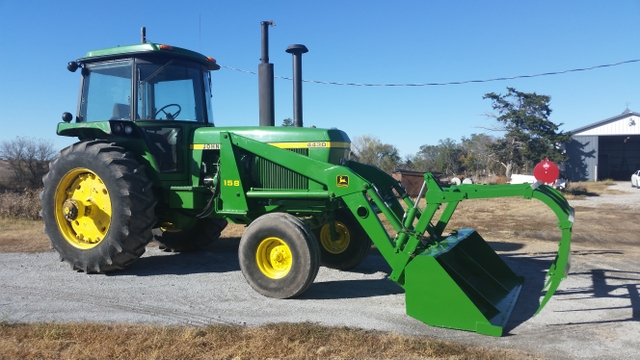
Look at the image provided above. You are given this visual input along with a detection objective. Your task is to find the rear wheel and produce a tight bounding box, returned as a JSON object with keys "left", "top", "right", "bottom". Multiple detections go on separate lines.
{"left": 238, "top": 213, "right": 320, "bottom": 298}
{"left": 153, "top": 218, "right": 228, "bottom": 252}
{"left": 315, "top": 209, "right": 371, "bottom": 270}
{"left": 40, "top": 140, "right": 157, "bottom": 273}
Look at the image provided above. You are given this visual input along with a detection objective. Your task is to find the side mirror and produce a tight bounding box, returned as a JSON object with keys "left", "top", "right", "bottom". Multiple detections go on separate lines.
{"left": 62, "top": 112, "right": 73, "bottom": 123}
{"left": 67, "top": 61, "right": 79, "bottom": 72}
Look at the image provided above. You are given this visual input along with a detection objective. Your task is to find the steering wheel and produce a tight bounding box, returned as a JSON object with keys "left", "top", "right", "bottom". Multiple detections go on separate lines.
{"left": 154, "top": 104, "right": 182, "bottom": 120}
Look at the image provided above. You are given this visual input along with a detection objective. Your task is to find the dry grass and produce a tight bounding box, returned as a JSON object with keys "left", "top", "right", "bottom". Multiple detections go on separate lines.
{"left": 378, "top": 181, "right": 640, "bottom": 250}
{"left": 440, "top": 197, "right": 640, "bottom": 251}
{"left": 0, "top": 322, "right": 541, "bottom": 360}
{"left": 0, "top": 217, "right": 51, "bottom": 253}
{"left": 0, "top": 189, "right": 42, "bottom": 220}
{"left": 563, "top": 179, "right": 625, "bottom": 199}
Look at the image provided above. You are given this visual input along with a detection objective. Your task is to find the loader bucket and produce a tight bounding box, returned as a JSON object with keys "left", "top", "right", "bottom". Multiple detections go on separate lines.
{"left": 404, "top": 228, "right": 523, "bottom": 337}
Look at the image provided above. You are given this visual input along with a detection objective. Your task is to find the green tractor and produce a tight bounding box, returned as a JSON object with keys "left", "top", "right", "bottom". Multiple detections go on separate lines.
{"left": 41, "top": 36, "right": 573, "bottom": 336}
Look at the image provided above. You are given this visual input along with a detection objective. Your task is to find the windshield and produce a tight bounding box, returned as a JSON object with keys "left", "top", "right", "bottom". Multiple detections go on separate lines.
{"left": 78, "top": 58, "right": 213, "bottom": 123}
{"left": 137, "top": 60, "right": 211, "bottom": 122}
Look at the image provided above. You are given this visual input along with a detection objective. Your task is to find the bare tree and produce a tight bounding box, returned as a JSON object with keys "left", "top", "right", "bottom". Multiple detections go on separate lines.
{"left": 0, "top": 136, "right": 56, "bottom": 190}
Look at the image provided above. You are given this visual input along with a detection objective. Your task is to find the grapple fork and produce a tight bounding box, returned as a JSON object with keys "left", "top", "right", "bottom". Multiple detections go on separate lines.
{"left": 340, "top": 164, "right": 573, "bottom": 336}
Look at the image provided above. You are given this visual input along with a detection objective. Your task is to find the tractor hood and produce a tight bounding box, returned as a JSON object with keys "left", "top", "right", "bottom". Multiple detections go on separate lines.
{"left": 192, "top": 126, "right": 351, "bottom": 150}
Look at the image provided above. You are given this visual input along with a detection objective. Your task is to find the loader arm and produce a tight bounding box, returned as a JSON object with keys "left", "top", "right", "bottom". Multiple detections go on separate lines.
{"left": 218, "top": 132, "right": 573, "bottom": 336}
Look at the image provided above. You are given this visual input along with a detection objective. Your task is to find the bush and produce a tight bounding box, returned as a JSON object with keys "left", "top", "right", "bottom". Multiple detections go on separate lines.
{"left": 0, "top": 137, "right": 55, "bottom": 191}
{"left": 0, "top": 189, "right": 42, "bottom": 220}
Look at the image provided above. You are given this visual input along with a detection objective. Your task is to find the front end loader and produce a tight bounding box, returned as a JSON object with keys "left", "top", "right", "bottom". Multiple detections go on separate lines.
{"left": 41, "top": 30, "right": 573, "bottom": 337}
{"left": 213, "top": 132, "right": 573, "bottom": 336}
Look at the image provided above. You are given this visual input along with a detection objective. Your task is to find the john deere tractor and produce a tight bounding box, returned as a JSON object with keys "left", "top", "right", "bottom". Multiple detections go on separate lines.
{"left": 41, "top": 34, "right": 573, "bottom": 336}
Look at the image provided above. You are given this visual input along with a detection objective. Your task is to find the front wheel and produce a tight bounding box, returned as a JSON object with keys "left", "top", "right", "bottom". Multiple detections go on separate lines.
{"left": 315, "top": 209, "right": 372, "bottom": 270}
{"left": 40, "top": 140, "right": 157, "bottom": 273}
{"left": 238, "top": 213, "right": 320, "bottom": 298}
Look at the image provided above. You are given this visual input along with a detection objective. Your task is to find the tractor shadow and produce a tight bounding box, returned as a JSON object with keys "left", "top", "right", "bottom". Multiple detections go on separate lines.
{"left": 301, "top": 277, "right": 404, "bottom": 300}
{"left": 549, "top": 268, "right": 640, "bottom": 325}
{"left": 115, "top": 238, "right": 403, "bottom": 299}
{"left": 302, "top": 253, "right": 402, "bottom": 300}
{"left": 499, "top": 247, "right": 637, "bottom": 334}
{"left": 112, "top": 237, "right": 243, "bottom": 276}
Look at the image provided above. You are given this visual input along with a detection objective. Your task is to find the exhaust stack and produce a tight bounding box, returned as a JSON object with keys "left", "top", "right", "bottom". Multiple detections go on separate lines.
{"left": 141, "top": 27, "right": 146, "bottom": 43}
{"left": 286, "top": 44, "right": 308, "bottom": 127}
{"left": 258, "top": 21, "right": 276, "bottom": 126}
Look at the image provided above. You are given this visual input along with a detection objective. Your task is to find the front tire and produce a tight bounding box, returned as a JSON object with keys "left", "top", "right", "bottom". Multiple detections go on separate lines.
{"left": 40, "top": 140, "right": 157, "bottom": 273}
{"left": 315, "top": 209, "right": 371, "bottom": 270}
{"left": 238, "top": 213, "right": 320, "bottom": 298}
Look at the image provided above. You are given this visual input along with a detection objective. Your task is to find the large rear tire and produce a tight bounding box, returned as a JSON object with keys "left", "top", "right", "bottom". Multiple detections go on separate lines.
{"left": 153, "top": 218, "right": 228, "bottom": 252}
{"left": 238, "top": 213, "right": 320, "bottom": 298}
{"left": 315, "top": 209, "right": 371, "bottom": 270}
{"left": 40, "top": 140, "right": 157, "bottom": 273}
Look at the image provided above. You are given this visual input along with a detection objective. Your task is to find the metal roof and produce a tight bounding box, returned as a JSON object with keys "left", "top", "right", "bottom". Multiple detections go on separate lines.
{"left": 78, "top": 42, "right": 220, "bottom": 70}
{"left": 571, "top": 108, "right": 640, "bottom": 135}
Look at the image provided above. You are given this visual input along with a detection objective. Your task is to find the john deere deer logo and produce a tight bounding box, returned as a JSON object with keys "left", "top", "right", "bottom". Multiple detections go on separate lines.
{"left": 336, "top": 175, "right": 349, "bottom": 187}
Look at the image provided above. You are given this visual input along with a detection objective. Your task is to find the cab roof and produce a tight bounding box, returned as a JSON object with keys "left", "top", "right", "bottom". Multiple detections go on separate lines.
{"left": 78, "top": 42, "right": 220, "bottom": 70}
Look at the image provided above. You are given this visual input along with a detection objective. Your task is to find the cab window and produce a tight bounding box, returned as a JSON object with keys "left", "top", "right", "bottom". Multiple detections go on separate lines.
{"left": 80, "top": 60, "right": 133, "bottom": 122}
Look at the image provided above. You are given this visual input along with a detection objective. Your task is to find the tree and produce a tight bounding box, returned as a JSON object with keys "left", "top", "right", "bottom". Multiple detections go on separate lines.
{"left": 410, "top": 139, "right": 464, "bottom": 175}
{"left": 0, "top": 136, "right": 55, "bottom": 190}
{"left": 281, "top": 118, "right": 294, "bottom": 127}
{"left": 460, "top": 133, "right": 498, "bottom": 177}
{"left": 483, "top": 87, "right": 571, "bottom": 177}
{"left": 410, "top": 144, "right": 439, "bottom": 172}
{"left": 435, "top": 138, "right": 463, "bottom": 175}
{"left": 351, "top": 135, "right": 401, "bottom": 173}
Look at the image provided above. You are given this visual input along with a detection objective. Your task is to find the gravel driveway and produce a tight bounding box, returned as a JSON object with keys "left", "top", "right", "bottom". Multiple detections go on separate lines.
{"left": 1, "top": 182, "right": 639, "bottom": 360}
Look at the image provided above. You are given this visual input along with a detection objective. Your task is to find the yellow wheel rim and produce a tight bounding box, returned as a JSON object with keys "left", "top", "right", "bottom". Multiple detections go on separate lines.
{"left": 319, "top": 221, "right": 350, "bottom": 254}
{"left": 54, "top": 168, "right": 112, "bottom": 250}
{"left": 256, "top": 237, "right": 292, "bottom": 279}
{"left": 159, "top": 222, "right": 183, "bottom": 233}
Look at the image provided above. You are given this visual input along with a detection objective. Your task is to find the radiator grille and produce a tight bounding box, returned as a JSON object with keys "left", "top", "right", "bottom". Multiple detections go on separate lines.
{"left": 255, "top": 148, "right": 309, "bottom": 189}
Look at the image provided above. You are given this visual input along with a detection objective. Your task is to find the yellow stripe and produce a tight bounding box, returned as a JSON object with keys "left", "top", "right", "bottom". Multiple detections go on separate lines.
{"left": 191, "top": 144, "right": 220, "bottom": 150}
{"left": 191, "top": 141, "right": 350, "bottom": 150}
{"left": 269, "top": 141, "right": 351, "bottom": 149}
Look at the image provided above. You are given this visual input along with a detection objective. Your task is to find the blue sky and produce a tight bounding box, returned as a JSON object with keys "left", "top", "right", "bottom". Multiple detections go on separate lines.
{"left": 1, "top": 0, "right": 639, "bottom": 158}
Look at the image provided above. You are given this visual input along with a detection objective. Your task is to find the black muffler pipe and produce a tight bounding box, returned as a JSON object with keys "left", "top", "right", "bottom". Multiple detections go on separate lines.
{"left": 258, "top": 21, "right": 275, "bottom": 126}
{"left": 286, "top": 44, "right": 308, "bottom": 127}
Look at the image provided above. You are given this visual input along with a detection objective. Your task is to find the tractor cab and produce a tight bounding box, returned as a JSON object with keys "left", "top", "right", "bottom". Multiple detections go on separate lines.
{"left": 60, "top": 43, "right": 220, "bottom": 173}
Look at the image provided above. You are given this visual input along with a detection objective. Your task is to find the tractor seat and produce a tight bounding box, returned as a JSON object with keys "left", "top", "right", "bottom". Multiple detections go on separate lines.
{"left": 111, "top": 103, "right": 130, "bottom": 120}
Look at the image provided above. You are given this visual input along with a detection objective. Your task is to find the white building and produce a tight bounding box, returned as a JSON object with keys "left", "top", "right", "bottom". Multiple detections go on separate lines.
{"left": 565, "top": 108, "right": 640, "bottom": 181}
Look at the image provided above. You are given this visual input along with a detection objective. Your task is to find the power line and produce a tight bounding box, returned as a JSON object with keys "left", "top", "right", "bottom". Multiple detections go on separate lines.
{"left": 220, "top": 58, "right": 640, "bottom": 87}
